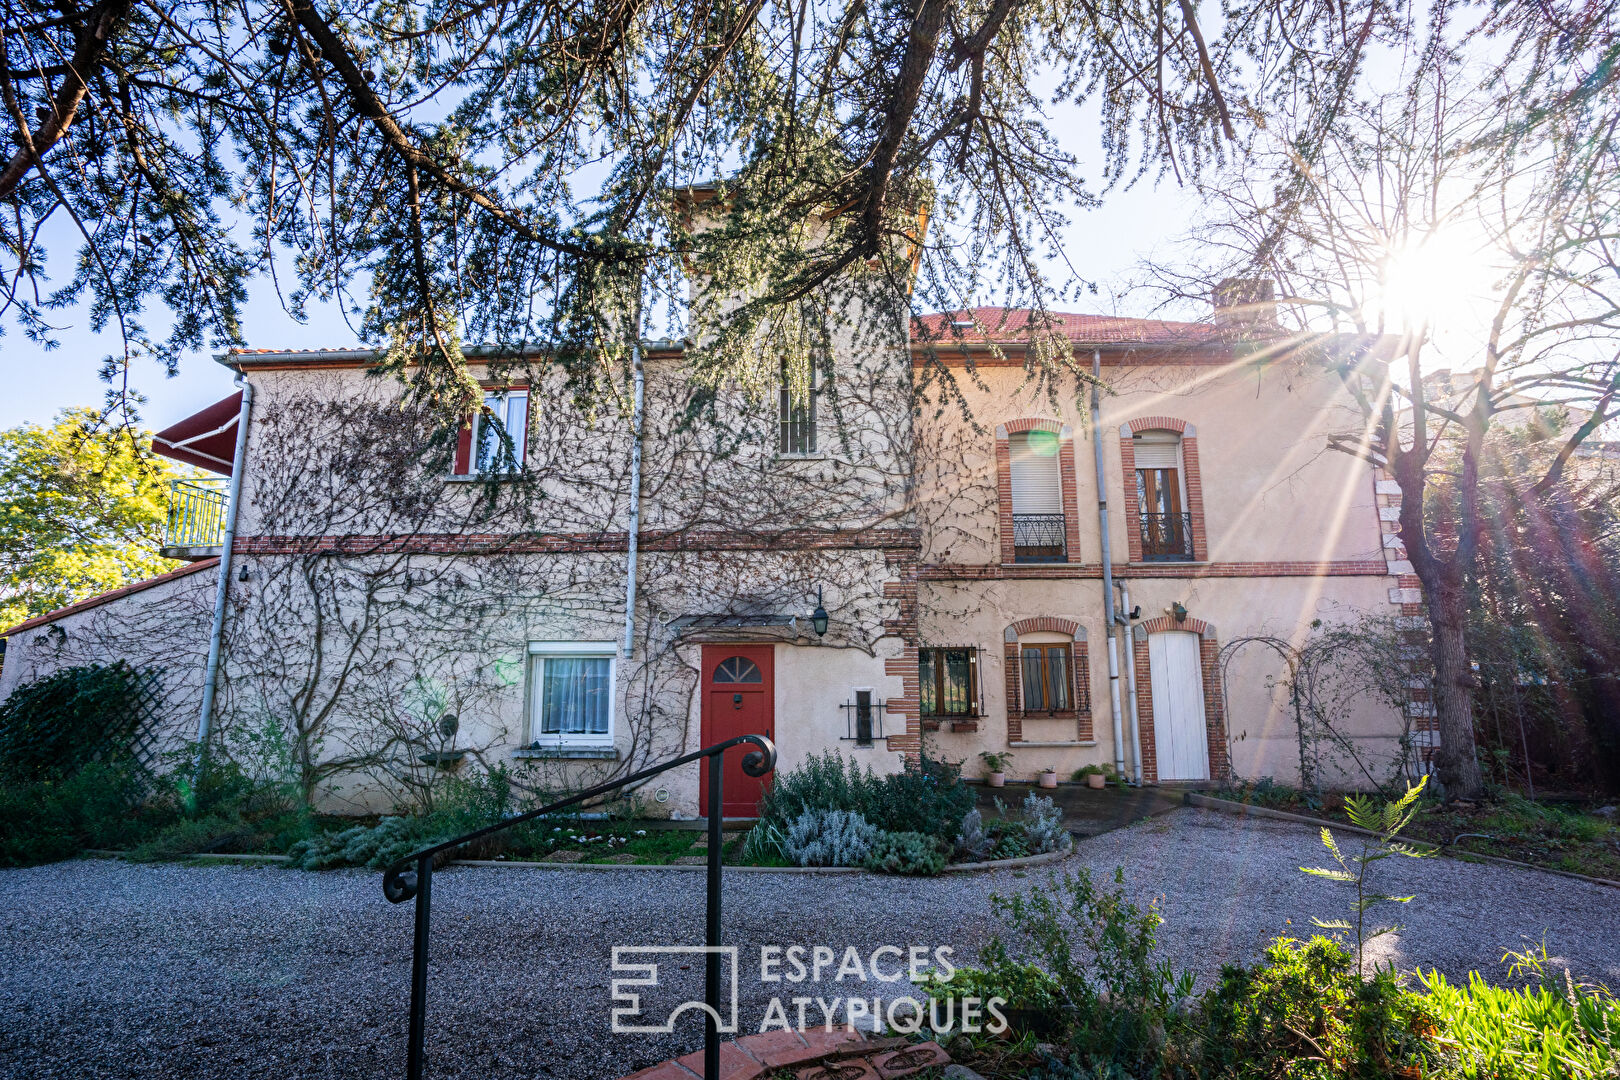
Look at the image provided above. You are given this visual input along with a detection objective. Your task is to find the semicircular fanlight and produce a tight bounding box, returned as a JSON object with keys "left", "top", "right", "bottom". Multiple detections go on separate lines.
{"left": 713, "top": 656, "right": 763, "bottom": 684}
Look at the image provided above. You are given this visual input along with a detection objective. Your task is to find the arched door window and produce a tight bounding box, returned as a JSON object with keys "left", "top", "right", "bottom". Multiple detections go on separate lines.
{"left": 712, "top": 655, "right": 763, "bottom": 683}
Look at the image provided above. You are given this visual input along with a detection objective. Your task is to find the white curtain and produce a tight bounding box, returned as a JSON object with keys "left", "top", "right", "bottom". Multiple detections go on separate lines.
{"left": 540, "top": 657, "right": 610, "bottom": 735}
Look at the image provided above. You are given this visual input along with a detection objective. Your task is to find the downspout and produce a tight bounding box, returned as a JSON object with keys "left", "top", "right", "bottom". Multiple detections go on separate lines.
{"left": 1120, "top": 580, "right": 1144, "bottom": 785}
{"left": 1091, "top": 348, "right": 1127, "bottom": 779}
{"left": 193, "top": 370, "right": 254, "bottom": 778}
{"left": 623, "top": 295, "right": 646, "bottom": 658}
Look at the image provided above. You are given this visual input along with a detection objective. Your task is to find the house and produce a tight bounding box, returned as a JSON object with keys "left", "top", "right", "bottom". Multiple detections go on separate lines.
{"left": 0, "top": 292, "right": 1421, "bottom": 815}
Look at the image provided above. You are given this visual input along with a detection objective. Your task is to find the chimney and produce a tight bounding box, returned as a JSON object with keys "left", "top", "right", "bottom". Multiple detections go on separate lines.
{"left": 1212, "top": 278, "right": 1277, "bottom": 328}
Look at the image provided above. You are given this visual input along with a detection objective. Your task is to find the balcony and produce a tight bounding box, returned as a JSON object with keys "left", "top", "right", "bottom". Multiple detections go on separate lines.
{"left": 1139, "top": 511, "right": 1195, "bottom": 562}
{"left": 162, "top": 477, "right": 228, "bottom": 560}
{"left": 1013, "top": 513, "right": 1067, "bottom": 563}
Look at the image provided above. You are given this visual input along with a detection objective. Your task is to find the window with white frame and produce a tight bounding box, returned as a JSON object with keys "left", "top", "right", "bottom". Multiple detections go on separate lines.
{"left": 527, "top": 642, "right": 614, "bottom": 745}
{"left": 473, "top": 389, "right": 530, "bottom": 473}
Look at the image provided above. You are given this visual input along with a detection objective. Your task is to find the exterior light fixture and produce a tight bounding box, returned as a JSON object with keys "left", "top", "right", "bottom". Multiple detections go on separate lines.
{"left": 1171, "top": 601, "right": 1188, "bottom": 624}
{"left": 811, "top": 586, "right": 829, "bottom": 637}
{"left": 238, "top": 564, "right": 251, "bottom": 582}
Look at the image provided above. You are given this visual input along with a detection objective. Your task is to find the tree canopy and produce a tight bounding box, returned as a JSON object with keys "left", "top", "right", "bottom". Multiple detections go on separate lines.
{"left": 0, "top": 409, "right": 188, "bottom": 629}
{"left": 2, "top": 0, "right": 1495, "bottom": 417}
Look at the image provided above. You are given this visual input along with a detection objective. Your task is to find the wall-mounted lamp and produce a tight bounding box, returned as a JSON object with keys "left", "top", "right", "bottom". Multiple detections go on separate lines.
{"left": 1171, "top": 601, "right": 1188, "bottom": 624}
{"left": 238, "top": 564, "right": 251, "bottom": 582}
{"left": 810, "top": 586, "right": 829, "bottom": 637}
{"left": 1128, "top": 605, "right": 1141, "bottom": 620}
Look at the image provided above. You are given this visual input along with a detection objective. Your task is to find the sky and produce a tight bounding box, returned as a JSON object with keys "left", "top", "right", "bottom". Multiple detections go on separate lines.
{"left": 0, "top": 129, "right": 1199, "bottom": 434}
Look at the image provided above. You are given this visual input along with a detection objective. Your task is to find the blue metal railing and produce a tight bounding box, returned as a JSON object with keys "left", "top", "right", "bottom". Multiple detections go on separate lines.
{"left": 164, "top": 477, "right": 228, "bottom": 549}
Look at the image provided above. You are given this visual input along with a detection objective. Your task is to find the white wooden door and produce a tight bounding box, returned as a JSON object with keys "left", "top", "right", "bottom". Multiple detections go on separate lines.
{"left": 1148, "top": 631, "right": 1210, "bottom": 781}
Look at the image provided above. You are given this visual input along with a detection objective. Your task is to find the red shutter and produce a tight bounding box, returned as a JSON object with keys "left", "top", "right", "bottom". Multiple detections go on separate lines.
{"left": 454, "top": 415, "right": 473, "bottom": 474}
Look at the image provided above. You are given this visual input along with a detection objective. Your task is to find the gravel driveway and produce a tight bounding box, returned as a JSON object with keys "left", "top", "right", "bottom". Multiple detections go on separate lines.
{"left": 1, "top": 807, "right": 1615, "bottom": 1080}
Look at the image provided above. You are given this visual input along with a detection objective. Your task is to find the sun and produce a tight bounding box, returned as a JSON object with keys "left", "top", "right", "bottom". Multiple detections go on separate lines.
{"left": 1377, "top": 230, "right": 1491, "bottom": 333}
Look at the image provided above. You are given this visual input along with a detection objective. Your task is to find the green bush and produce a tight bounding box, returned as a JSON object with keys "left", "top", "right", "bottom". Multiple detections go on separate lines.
{"left": 1199, "top": 936, "right": 1441, "bottom": 1079}
{"left": 0, "top": 662, "right": 154, "bottom": 780}
{"left": 758, "top": 750, "right": 974, "bottom": 842}
{"left": 864, "top": 830, "right": 948, "bottom": 875}
{"left": 287, "top": 817, "right": 427, "bottom": 870}
{"left": 1420, "top": 944, "right": 1619, "bottom": 1079}
{"left": 0, "top": 762, "right": 172, "bottom": 865}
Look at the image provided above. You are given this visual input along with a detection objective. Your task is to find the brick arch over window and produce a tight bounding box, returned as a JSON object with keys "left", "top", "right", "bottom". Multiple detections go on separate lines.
{"left": 1001, "top": 618, "right": 1092, "bottom": 743}
{"left": 1130, "top": 615, "right": 1229, "bottom": 783}
{"left": 995, "top": 419, "right": 1082, "bottom": 565}
{"left": 1119, "top": 416, "right": 1208, "bottom": 562}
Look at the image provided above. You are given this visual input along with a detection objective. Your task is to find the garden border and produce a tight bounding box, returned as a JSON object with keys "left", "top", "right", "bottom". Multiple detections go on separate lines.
{"left": 1184, "top": 792, "right": 1620, "bottom": 891}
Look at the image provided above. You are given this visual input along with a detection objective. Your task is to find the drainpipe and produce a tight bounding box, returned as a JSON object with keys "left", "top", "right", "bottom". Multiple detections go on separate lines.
{"left": 193, "top": 370, "right": 254, "bottom": 779}
{"left": 1090, "top": 348, "right": 1127, "bottom": 779}
{"left": 1119, "top": 580, "right": 1144, "bottom": 785}
{"left": 623, "top": 294, "right": 646, "bottom": 658}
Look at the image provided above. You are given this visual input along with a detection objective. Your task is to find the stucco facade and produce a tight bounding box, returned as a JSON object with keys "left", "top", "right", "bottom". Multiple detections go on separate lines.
{"left": 1, "top": 302, "right": 1419, "bottom": 813}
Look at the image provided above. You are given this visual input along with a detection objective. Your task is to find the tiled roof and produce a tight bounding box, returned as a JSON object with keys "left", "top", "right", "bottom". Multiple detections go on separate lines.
{"left": 0, "top": 559, "right": 219, "bottom": 638}
{"left": 913, "top": 306, "right": 1218, "bottom": 347}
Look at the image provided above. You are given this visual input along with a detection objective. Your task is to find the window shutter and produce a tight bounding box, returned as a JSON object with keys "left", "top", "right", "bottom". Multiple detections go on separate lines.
{"left": 454, "top": 415, "right": 473, "bottom": 474}
{"left": 1132, "top": 431, "right": 1180, "bottom": 470}
{"left": 1009, "top": 431, "right": 1062, "bottom": 513}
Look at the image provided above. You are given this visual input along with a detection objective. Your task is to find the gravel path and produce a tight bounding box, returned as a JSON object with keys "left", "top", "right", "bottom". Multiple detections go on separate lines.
{"left": 1, "top": 807, "right": 1615, "bottom": 1080}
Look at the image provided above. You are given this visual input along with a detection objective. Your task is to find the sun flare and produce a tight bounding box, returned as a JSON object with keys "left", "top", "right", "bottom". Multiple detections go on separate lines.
{"left": 1377, "top": 231, "right": 1491, "bottom": 332}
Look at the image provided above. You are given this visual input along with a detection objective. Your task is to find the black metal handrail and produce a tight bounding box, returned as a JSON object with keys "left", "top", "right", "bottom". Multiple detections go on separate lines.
{"left": 382, "top": 734, "right": 777, "bottom": 1080}
{"left": 1139, "top": 511, "right": 1195, "bottom": 561}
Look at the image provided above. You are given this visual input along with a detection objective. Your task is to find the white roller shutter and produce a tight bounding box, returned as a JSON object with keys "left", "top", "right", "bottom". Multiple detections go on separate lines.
{"left": 1132, "top": 431, "right": 1181, "bottom": 470}
{"left": 1009, "top": 432, "right": 1063, "bottom": 513}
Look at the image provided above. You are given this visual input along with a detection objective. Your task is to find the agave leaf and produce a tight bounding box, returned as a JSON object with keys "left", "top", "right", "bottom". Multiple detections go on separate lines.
{"left": 1301, "top": 867, "right": 1356, "bottom": 882}
{"left": 1311, "top": 918, "right": 1353, "bottom": 930}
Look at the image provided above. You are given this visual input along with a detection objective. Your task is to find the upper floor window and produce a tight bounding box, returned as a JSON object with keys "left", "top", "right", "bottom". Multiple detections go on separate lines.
{"left": 1134, "top": 430, "right": 1192, "bottom": 561}
{"left": 1009, "top": 430, "right": 1065, "bottom": 562}
{"left": 919, "top": 646, "right": 978, "bottom": 718}
{"left": 475, "top": 390, "right": 530, "bottom": 473}
{"left": 778, "top": 364, "right": 817, "bottom": 456}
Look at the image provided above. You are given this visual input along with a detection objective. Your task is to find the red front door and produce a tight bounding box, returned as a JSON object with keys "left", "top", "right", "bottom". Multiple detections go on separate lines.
{"left": 700, "top": 644, "right": 774, "bottom": 818}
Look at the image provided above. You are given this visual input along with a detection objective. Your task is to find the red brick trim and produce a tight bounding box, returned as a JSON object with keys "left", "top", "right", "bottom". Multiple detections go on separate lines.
{"left": 235, "top": 527, "right": 922, "bottom": 556}
{"left": 915, "top": 560, "right": 1389, "bottom": 581}
{"left": 1132, "top": 619, "right": 1229, "bottom": 784}
{"left": 1003, "top": 620, "right": 1092, "bottom": 740}
{"left": 1, "top": 558, "right": 219, "bottom": 637}
{"left": 1119, "top": 417, "right": 1208, "bottom": 563}
{"left": 995, "top": 419, "right": 1081, "bottom": 564}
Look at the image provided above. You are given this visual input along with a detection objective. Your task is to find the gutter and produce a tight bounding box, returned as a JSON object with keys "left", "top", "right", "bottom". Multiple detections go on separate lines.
{"left": 193, "top": 370, "right": 254, "bottom": 777}
{"left": 623, "top": 298, "right": 646, "bottom": 658}
{"left": 1091, "top": 349, "right": 1128, "bottom": 780}
{"left": 1120, "top": 581, "right": 1144, "bottom": 785}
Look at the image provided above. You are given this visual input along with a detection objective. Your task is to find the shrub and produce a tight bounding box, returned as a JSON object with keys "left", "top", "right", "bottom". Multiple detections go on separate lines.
{"left": 955, "top": 808, "right": 995, "bottom": 861}
{"left": 1022, "top": 791, "right": 1067, "bottom": 854}
{"left": 782, "top": 808, "right": 878, "bottom": 867}
{"left": 864, "top": 830, "right": 948, "bottom": 875}
{"left": 1199, "top": 936, "right": 1441, "bottom": 1080}
{"left": 0, "top": 762, "right": 174, "bottom": 866}
{"left": 1420, "top": 943, "right": 1620, "bottom": 1079}
{"left": 759, "top": 750, "right": 974, "bottom": 842}
{"left": 287, "top": 817, "right": 426, "bottom": 870}
{"left": 0, "top": 662, "right": 154, "bottom": 780}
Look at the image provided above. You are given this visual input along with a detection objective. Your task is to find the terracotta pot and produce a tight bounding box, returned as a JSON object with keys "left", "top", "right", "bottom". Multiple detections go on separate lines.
{"left": 1086, "top": 773, "right": 1106, "bottom": 789}
{"left": 987, "top": 771, "right": 1006, "bottom": 788}
{"left": 1039, "top": 771, "right": 1058, "bottom": 789}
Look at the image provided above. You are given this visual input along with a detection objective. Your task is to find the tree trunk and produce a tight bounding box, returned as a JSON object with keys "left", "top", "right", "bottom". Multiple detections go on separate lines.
{"left": 1427, "top": 580, "right": 1485, "bottom": 798}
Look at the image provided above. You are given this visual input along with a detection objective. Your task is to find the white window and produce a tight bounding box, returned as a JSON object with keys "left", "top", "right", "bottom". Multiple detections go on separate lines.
{"left": 527, "top": 642, "right": 614, "bottom": 746}
{"left": 778, "top": 363, "right": 818, "bottom": 456}
{"left": 474, "top": 390, "right": 529, "bottom": 473}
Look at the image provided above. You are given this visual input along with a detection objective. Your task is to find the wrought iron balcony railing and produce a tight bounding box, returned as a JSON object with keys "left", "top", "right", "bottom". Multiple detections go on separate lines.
{"left": 1139, "top": 511, "right": 1195, "bottom": 561}
{"left": 162, "top": 477, "right": 228, "bottom": 556}
{"left": 1013, "top": 512, "right": 1067, "bottom": 563}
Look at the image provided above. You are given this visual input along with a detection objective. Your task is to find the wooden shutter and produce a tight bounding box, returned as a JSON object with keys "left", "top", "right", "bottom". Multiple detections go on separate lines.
{"left": 453, "top": 415, "right": 473, "bottom": 474}
{"left": 1009, "top": 431, "right": 1062, "bottom": 513}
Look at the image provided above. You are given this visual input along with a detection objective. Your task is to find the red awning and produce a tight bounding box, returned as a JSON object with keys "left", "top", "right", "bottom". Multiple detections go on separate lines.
{"left": 152, "top": 392, "right": 243, "bottom": 474}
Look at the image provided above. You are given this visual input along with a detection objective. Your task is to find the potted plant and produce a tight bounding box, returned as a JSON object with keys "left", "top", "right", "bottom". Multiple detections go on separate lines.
{"left": 1038, "top": 765, "right": 1059, "bottom": 789}
{"left": 1073, "top": 763, "right": 1112, "bottom": 789}
{"left": 979, "top": 750, "right": 1012, "bottom": 788}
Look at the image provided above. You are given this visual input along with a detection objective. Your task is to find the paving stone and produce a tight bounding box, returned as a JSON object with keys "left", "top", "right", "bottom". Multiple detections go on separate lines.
{"left": 735, "top": 1030, "right": 815, "bottom": 1069}
{"left": 619, "top": 1061, "right": 700, "bottom": 1080}
{"left": 674, "top": 1040, "right": 763, "bottom": 1080}
{"left": 871, "top": 1043, "right": 949, "bottom": 1080}
{"left": 793, "top": 1060, "right": 877, "bottom": 1080}
{"left": 796, "top": 1027, "right": 867, "bottom": 1057}
{"left": 542, "top": 850, "right": 584, "bottom": 863}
